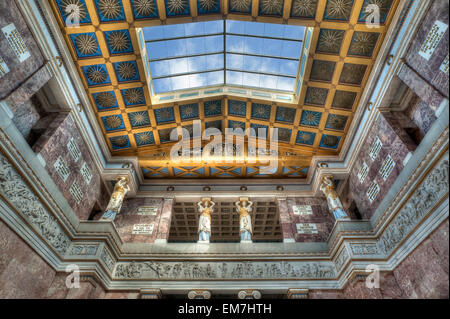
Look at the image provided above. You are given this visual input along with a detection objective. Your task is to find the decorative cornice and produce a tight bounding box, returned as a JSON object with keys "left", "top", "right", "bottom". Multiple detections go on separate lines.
{"left": 0, "top": 140, "right": 447, "bottom": 290}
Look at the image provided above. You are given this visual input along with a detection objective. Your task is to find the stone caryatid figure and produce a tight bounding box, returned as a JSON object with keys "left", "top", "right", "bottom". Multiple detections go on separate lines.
{"left": 235, "top": 197, "right": 253, "bottom": 242}
{"left": 197, "top": 198, "right": 215, "bottom": 242}
{"left": 101, "top": 176, "right": 130, "bottom": 221}
{"left": 319, "top": 175, "right": 350, "bottom": 221}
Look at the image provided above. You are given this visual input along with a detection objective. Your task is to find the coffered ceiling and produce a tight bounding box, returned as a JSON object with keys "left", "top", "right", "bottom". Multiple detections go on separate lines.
{"left": 49, "top": 0, "right": 399, "bottom": 180}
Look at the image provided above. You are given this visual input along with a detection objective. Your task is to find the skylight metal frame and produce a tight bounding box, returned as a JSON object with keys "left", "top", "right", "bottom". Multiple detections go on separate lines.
{"left": 137, "top": 21, "right": 313, "bottom": 105}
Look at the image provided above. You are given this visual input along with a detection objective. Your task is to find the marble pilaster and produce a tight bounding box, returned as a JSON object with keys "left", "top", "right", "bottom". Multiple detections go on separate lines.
{"left": 397, "top": 62, "right": 446, "bottom": 112}
{"left": 277, "top": 198, "right": 295, "bottom": 243}
{"left": 154, "top": 198, "right": 174, "bottom": 243}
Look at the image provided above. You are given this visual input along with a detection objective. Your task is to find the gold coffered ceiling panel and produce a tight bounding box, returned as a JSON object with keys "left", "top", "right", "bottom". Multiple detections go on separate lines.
{"left": 49, "top": 0, "right": 399, "bottom": 179}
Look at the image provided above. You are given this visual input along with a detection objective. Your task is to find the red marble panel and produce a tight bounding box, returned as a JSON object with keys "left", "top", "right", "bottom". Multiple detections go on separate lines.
{"left": 156, "top": 198, "right": 174, "bottom": 241}
{"left": 393, "top": 220, "right": 449, "bottom": 299}
{"left": 308, "top": 290, "right": 344, "bottom": 299}
{"left": 405, "top": 98, "right": 437, "bottom": 139}
{"left": 114, "top": 198, "right": 164, "bottom": 243}
{"left": 45, "top": 273, "right": 69, "bottom": 299}
{"left": 65, "top": 282, "right": 94, "bottom": 299}
{"left": 277, "top": 199, "right": 295, "bottom": 240}
{"left": 397, "top": 63, "right": 445, "bottom": 111}
{"left": 286, "top": 197, "right": 334, "bottom": 242}
{"left": 33, "top": 113, "right": 105, "bottom": 220}
{"left": 103, "top": 292, "right": 139, "bottom": 299}
{"left": 0, "top": 1, "right": 46, "bottom": 100}
{"left": 405, "top": 0, "right": 449, "bottom": 98}
{"left": 349, "top": 114, "right": 413, "bottom": 219}
{"left": 0, "top": 219, "right": 56, "bottom": 298}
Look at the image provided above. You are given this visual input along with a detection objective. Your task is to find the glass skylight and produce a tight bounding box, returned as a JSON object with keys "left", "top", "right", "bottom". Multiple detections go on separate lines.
{"left": 143, "top": 20, "right": 305, "bottom": 94}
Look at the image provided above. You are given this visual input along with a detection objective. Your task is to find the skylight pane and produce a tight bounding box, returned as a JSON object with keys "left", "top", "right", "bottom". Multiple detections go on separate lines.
{"left": 278, "top": 60, "right": 299, "bottom": 76}
{"left": 226, "top": 53, "right": 244, "bottom": 69}
{"left": 164, "top": 39, "right": 187, "bottom": 57}
{"left": 226, "top": 35, "right": 244, "bottom": 53}
{"left": 206, "top": 71, "right": 224, "bottom": 86}
{"left": 185, "top": 37, "right": 206, "bottom": 55}
{"left": 188, "top": 73, "right": 207, "bottom": 88}
{"left": 206, "top": 54, "right": 224, "bottom": 69}
{"left": 243, "top": 72, "right": 260, "bottom": 88}
{"left": 150, "top": 60, "right": 171, "bottom": 77}
{"left": 144, "top": 21, "right": 223, "bottom": 40}
{"left": 225, "top": 19, "right": 244, "bottom": 34}
{"left": 261, "top": 38, "right": 283, "bottom": 57}
{"left": 169, "top": 58, "right": 188, "bottom": 75}
{"left": 187, "top": 56, "right": 207, "bottom": 72}
{"left": 171, "top": 75, "right": 189, "bottom": 91}
{"left": 163, "top": 24, "right": 185, "bottom": 38}
{"left": 260, "top": 74, "right": 278, "bottom": 90}
{"left": 226, "top": 71, "right": 243, "bottom": 86}
{"left": 243, "top": 21, "right": 265, "bottom": 37}
{"left": 263, "top": 23, "right": 285, "bottom": 38}
{"left": 281, "top": 41, "right": 304, "bottom": 59}
{"left": 276, "top": 77, "right": 296, "bottom": 91}
{"left": 246, "top": 56, "right": 280, "bottom": 74}
{"left": 153, "top": 78, "right": 172, "bottom": 93}
{"left": 283, "top": 25, "right": 305, "bottom": 40}
{"left": 204, "top": 35, "right": 224, "bottom": 52}
{"left": 146, "top": 42, "right": 168, "bottom": 60}
{"left": 143, "top": 19, "right": 305, "bottom": 94}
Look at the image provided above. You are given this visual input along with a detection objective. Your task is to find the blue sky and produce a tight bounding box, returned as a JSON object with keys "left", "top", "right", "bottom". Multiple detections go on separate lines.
{"left": 143, "top": 20, "right": 305, "bottom": 94}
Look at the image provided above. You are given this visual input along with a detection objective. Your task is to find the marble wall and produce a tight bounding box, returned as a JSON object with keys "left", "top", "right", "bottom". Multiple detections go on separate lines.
{"left": 392, "top": 219, "right": 449, "bottom": 298}
{"left": 309, "top": 219, "right": 449, "bottom": 299}
{"left": 0, "top": 1, "right": 46, "bottom": 100}
{"left": 0, "top": 0, "right": 54, "bottom": 146}
{"left": 33, "top": 113, "right": 108, "bottom": 220}
{"left": 279, "top": 197, "right": 334, "bottom": 242}
{"left": 0, "top": 218, "right": 57, "bottom": 298}
{"left": 348, "top": 113, "right": 415, "bottom": 219}
{"left": 404, "top": 0, "right": 449, "bottom": 99}
{"left": 404, "top": 95, "right": 438, "bottom": 141}
{"left": 114, "top": 197, "right": 173, "bottom": 243}
{"left": 0, "top": 217, "right": 127, "bottom": 299}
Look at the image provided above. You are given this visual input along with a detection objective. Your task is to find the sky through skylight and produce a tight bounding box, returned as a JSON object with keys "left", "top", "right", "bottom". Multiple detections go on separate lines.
{"left": 143, "top": 20, "right": 305, "bottom": 94}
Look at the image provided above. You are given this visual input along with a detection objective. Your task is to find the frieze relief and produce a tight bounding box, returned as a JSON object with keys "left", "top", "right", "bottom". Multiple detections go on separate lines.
{"left": 100, "top": 247, "right": 115, "bottom": 272}
{"left": 334, "top": 247, "right": 349, "bottom": 272}
{"left": 69, "top": 244, "right": 99, "bottom": 256}
{"left": 113, "top": 261, "right": 337, "bottom": 280}
{"left": 0, "top": 152, "right": 70, "bottom": 255}
{"left": 350, "top": 243, "right": 379, "bottom": 255}
{"left": 377, "top": 154, "right": 449, "bottom": 255}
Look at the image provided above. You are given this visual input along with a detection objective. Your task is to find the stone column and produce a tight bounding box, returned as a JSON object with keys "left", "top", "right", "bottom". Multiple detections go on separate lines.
{"left": 188, "top": 290, "right": 211, "bottom": 299}
{"left": 140, "top": 289, "right": 162, "bottom": 299}
{"left": 238, "top": 290, "right": 261, "bottom": 299}
{"left": 277, "top": 197, "right": 296, "bottom": 243}
{"left": 100, "top": 177, "right": 130, "bottom": 221}
{"left": 287, "top": 289, "right": 309, "bottom": 299}
{"left": 154, "top": 197, "right": 174, "bottom": 243}
{"left": 319, "top": 175, "right": 350, "bottom": 221}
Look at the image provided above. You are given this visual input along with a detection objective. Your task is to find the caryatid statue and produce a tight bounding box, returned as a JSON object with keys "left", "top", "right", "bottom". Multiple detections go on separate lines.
{"left": 235, "top": 197, "right": 253, "bottom": 242}
{"left": 197, "top": 198, "right": 215, "bottom": 242}
{"left": 101, "top": 176, "right": 130, "bottom": 221}
{"left": 319, "top": 175, "right": 350, "bottom": 221}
